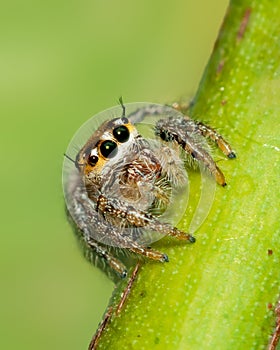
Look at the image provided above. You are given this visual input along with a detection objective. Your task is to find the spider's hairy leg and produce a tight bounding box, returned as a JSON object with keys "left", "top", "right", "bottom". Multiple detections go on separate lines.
{"left": 128, "top": 243, "right": 169, "bottom": 263}
{"left": 195, "top": 121, "right": 236, "bottom": 158}
{"left": 156, "top": 145, "right": 187, "bottom": 186}
{"left": 67, "top": 178, "right": 128, "bottom": 278}
{"left": 96, "top": 195, "right": 196, "bottom": 243}
{"left": 87, "top": 238, "right": 128, "bottom": 278}
{"left": 155, "top": 118, "right": 227, "bottom": 186}
{"left": 183, "top": 137, "right": 227, "bottom": 186}
{"left": 127, "top": 104, "right": 178, "bottom": 124}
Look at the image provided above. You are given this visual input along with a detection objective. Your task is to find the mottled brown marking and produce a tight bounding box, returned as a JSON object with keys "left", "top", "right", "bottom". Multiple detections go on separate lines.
{"left": 268, "top": 249, "right": 273, "bottom": 256}
{"left": 268, "top": 301, "right": 280, "bottom": 350}
{"left": 237, "top": 8, "right": 252, "bottom": 42}
{"left": 217, "top": 59, "right": 225, "bottom": 74}
{"left": 221, "top": 99, "right": 227, "bottom": 106}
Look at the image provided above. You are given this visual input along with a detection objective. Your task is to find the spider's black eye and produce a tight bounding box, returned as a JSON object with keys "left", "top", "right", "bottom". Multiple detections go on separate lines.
{"left": 113, "top": 125, "right": 130, "bottom": 143}
{"left": 121, "top": 116, "right": 129, "bottom": 124}
{"left": 88, "top": 154, "right": 98, "bottom": 166}
{"left": 100, "top": 140, "right": 118, "bottom": 158}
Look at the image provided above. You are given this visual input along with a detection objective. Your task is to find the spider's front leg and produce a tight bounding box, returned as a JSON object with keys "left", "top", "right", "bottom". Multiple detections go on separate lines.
{"left": 97, "top": 194, "right": 195, "bottom": 242}
{"left": 96, "top": 194, "right": 195, "bottom": 262}
{"left": 155, "top": 117, "right": 233, "bottom": 186}
{"left": 69, "top": 178, "right": 194, "bottom": 274}
{"left": 171, "top": 102, "right": 236, "bottom": 158}
{"left": 195, "top": 121, "right": 236, "bottom": 159}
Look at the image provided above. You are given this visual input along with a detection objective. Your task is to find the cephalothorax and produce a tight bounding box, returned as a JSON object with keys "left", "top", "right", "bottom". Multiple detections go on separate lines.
{"left": 63, "top": 102, "right": 235, "bottom": 278}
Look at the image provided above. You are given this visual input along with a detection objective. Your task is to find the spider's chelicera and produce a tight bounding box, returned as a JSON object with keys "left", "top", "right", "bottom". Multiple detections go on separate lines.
{"left": 63, "top": 102, "right": 235, "bottom": 278}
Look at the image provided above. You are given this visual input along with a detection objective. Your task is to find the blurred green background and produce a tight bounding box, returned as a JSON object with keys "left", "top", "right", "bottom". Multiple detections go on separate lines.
{"left": 0, "top": 1, "right": 228, "bottom": 349}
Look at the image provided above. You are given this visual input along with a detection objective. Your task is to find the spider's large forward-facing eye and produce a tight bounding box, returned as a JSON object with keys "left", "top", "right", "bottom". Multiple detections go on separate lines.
{"left": 113, "top": 125, "right": 130, "bottom": 143}
{"left": 100, "top": 140, "right": 118, "bottom": 158}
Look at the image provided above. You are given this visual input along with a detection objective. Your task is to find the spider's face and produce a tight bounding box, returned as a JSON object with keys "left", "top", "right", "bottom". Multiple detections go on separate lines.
{"left": 75, "top": 113, "right": 170, "bottom": 212}
{"left": 76, "top": 116, "right": 138, "bottom": 177}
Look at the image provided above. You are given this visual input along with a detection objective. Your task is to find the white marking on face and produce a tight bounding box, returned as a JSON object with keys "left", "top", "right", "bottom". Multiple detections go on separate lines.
{"left": 101, "top": 131, "right": 113, "bottom": 140}
{"left": 90, "top": 148, "right": 98, "bottom": 157}
{"left": 114, "top": 118, "right": 125, "bottom": 126}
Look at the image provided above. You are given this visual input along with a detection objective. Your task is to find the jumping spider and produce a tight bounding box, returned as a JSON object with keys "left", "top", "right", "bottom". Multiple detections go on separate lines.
{"left": 63, "top": 101, "right": 235, "bottom": 278}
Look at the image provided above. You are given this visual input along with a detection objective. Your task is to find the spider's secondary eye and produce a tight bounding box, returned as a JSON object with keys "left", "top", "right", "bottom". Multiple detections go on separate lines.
{"left": 100, "top": 140, "right": 118, "bottom": 158}
{"left": 88, "top": 154, "right": 98, "bottom": 166}
{"left": 121, "top": 116, "right": 129, "bottom": 124}
{"left": 113, "top": 125, "right": 130, "bottom": 143}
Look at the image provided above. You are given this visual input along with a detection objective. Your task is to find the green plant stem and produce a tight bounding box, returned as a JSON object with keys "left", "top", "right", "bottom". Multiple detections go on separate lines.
{"left": 94, "top": 1, "right": 280, "bottom": 349}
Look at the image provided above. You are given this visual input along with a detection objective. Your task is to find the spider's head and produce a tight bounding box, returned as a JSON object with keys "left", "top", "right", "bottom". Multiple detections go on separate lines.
{"left": 76, "top": 116, "right": 138, "bottom": 177}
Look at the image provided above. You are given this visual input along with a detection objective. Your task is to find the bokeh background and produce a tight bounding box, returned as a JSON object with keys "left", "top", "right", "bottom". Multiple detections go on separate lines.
{"left": 0, "top": 1, "right": 228, "bottom": 349}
